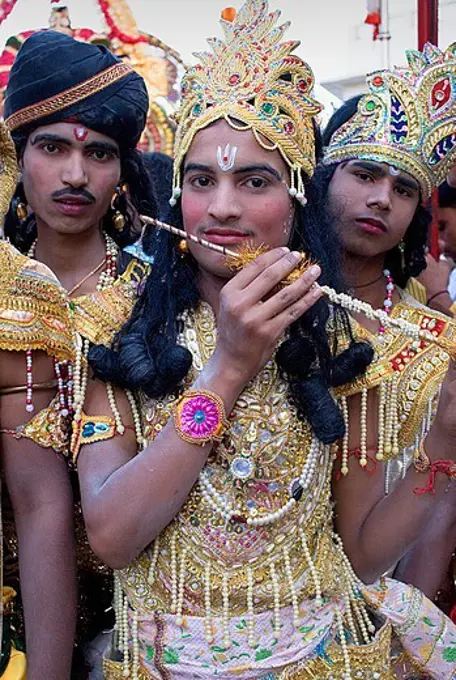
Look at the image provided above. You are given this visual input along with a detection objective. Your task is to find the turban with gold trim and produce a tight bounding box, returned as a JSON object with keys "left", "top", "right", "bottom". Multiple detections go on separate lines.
{"left": 4, "top": 30, "right": 149, "bottom": 150}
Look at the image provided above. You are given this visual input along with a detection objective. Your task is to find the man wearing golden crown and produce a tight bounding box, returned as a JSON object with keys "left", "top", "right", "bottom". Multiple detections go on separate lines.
{"left": 321, "top": 44, "right": 456, "bottom": 624}
{"left": 73, "top": 2, "right": 456, "bottom": 678}
{"left": 0, "top": 121, "right": 76, "bottom": 678}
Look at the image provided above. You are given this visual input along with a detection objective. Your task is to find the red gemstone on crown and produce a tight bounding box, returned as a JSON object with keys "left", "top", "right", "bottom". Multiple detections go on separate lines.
{"left": 284, "top": 121, "right": 295, "bottom": 135}
{"left": 229, "top": 74, "right": 241, "bottom": 86}
{"left": 372, "top": 76, "right": 384, "bottom": 87}
{"left": 431, "top": 78, "right": 450, "bottom": 109}
{"left": 297, "top": 79, "right": 308, "bottom": 92}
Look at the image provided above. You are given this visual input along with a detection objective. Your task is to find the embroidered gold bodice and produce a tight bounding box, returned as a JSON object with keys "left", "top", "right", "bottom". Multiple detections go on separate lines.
{"left": 120, "top": 303, "right": 346, "bottom": 619}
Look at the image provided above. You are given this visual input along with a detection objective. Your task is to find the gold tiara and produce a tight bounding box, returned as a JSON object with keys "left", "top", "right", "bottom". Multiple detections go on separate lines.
{"left": 171, "top": 0, "right": 322, "bottom": 204}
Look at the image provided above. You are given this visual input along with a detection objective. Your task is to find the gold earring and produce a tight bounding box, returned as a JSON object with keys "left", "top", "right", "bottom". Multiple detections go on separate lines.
{"left": 111, "top": 185, "right": 126, "bottom": 232}
{"left": 177, "top": 239, "right": 189, "bottom": 255}
{"left": 16, "top": 201, "right": 28, "bottom": 222}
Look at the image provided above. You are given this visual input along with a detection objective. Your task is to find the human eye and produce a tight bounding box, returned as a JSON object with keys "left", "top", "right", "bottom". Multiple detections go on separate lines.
{"left": 243, "top": 176, "right": 269, "bottom": 189}
{"left": 89, "top": 149, "right": 115, "bottom": 162}
{"left": 189, "top": 175, "right": 213, "bottom": 188}
{"left": 40, "top": 142, "right": 61, "bottom": 154}
{"left": 394, "top": 185, "right": 414, "bottom": 198}
{"left": 353, "top": 170, "right": 373, "bottom": 182}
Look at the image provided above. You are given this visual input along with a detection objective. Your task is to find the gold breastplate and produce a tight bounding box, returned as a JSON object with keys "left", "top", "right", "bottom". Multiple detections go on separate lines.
{"left": 120, "top": 303, "right": 345, "bottom": 620}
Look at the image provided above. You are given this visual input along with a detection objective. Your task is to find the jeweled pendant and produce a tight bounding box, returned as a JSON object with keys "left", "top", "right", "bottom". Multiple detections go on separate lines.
{"left": 231, "top": 457, "right": 254, "bottom": 479}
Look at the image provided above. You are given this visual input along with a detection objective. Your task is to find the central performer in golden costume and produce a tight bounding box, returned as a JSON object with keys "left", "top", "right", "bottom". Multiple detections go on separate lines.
{"left": 75, "top": 2, "right": 456, "bottom": 678}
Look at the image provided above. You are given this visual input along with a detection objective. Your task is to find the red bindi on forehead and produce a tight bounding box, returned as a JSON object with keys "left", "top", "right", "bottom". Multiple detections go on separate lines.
{"left": 73, "top": 126, "right": 88, "bottom": 142}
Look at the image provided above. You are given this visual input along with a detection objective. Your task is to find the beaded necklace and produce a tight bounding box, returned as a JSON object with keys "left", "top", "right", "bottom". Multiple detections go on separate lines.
{"left": 25, "top": 232, "right": 119, "bottom": 421}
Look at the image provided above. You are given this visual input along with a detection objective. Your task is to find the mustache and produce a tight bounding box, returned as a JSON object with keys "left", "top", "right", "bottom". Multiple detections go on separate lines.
{"left": 51, "top": 187, "right": 96, "bottom": 203}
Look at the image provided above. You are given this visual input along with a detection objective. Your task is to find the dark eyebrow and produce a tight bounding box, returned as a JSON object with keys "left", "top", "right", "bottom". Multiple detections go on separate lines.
{"left": 30, "top": 133, "right": 71, "bottom": 147}
{"left": 183, "top": 162, "right": 213, "bottom": 175}
{"left": 349, "top": 159, "right": 419, "bottom": 192}
{"left": 233, "top": 164, "right": 282, "bottom": 181}
{"left": 85, "top": 141, "right": 119, "bottom": 157}
{"left": 349, "top": 160, "right": 386, "bottom": 177}
{"left": 183, "top": 162, "right": 282, "bottom": 182}
{"left": 30, "top": 133, "right": 119, "bottom": 157}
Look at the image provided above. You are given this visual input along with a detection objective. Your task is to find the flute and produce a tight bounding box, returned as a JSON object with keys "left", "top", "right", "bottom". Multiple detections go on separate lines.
{"left": 139, "top": 214, "right": 456, "bottom": 359}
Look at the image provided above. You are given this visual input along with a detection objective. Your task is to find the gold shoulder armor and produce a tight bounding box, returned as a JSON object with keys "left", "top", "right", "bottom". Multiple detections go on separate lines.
{"left": 0, "top": 241, "right": 73, "bottom": 361}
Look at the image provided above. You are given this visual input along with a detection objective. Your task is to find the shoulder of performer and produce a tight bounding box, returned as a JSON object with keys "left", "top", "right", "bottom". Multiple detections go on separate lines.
{"left": 0, "top": 240, "right": 73, "bottom": 361}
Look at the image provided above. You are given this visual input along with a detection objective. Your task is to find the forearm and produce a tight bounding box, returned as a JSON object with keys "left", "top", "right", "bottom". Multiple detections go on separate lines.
{"left": 81, "top": 360, "right": 246, "bottom": 568}
{"left": 344, "top": 462, "right": 455, "bottom": 583}
{"left": 16, "top": 509, "right": 76, "bottom": 680}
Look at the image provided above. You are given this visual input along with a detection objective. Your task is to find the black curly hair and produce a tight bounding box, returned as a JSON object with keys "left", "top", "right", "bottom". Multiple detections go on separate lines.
{"left": 88, "top": 123, "right": 373, "bottom": 445}
{"left": 5, "top": 131, "right": 158, "bottom": 253}
{"left": 322, "top": 95, "right": 431, "bottom": 289}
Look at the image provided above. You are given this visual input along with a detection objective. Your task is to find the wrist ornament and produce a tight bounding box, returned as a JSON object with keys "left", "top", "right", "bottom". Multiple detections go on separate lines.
{"left": 412, "top": 438, "right": 456, "bottom": 495}
{"left": 172, "top": 389, "right": 229, "bottom": 445}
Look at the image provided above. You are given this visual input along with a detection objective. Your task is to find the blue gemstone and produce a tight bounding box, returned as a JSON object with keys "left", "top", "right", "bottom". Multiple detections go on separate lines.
{"left": 94, "top": 423, "right": 110, "bottom": 433}
{"left": 193, "top": 409, "right": 206, "bottom": 424}
{"left": 82, "top": 423, "right": 95, "bottom": 437}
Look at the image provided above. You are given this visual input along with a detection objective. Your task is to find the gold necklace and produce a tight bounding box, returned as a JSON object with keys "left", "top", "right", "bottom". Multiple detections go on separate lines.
{"left": 27, "top": 232, "right": 119, "bottom": 296}
{"left": 66, "top": 257, "right": 106, "bottom": 297}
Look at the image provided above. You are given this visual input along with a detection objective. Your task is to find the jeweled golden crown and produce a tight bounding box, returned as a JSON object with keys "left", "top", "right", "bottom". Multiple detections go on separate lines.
{"left": 172, "top": 0, "right": 322, "bottom": 198}
{"left": 324, "top": 42, "right": 456, "bottom": 200}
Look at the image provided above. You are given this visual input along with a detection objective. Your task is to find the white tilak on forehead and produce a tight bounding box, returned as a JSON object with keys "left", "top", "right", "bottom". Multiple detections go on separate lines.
{"left": 216, "top": 143, "right": 238, "bottom": 171}
{"left": 389, "top": 166, "right": 401, "bottom": 176}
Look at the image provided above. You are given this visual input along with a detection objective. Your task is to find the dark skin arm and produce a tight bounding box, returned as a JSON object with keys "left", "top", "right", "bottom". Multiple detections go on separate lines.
{"left": 0, "top": 350, "right": 76, "bottom": 680}
{"left": 333, "top": 361, "right": 456, "bottom": 584}
{"left": 393, "top": 499, "right": 456, "bottom": 599}
{"left": 78, "top": 249, "right": 323, "bottom": 569}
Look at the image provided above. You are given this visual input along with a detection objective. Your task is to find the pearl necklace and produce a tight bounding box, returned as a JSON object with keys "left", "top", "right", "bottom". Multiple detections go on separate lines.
{"left": 26, "top": 232, "right": 119, "bottom": 428}
{"left": 179, "top": 304, "right": 329, "bottom": 527}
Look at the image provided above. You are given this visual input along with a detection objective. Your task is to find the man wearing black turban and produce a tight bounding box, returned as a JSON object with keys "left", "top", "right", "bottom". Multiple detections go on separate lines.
{"left": 1, "top": 30, "right": 159, "bottom": 679}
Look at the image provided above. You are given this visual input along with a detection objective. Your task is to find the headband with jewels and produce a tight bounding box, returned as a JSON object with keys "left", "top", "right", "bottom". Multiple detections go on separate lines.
{"left": 170, "top": 0, "right": 323, "bottom": 206}
{"left": 324, "top": 42, "right": 456, "bottom": 201}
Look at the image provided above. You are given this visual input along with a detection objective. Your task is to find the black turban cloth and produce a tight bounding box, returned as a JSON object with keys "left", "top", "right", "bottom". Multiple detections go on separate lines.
{"left": 4, "top": 30, "right": 149, "bottom": 150}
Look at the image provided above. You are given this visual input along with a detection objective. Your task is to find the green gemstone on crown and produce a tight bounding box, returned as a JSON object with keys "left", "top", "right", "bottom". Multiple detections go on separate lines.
{"left": 261, "top": 102, "right": 275, "bottom": 116}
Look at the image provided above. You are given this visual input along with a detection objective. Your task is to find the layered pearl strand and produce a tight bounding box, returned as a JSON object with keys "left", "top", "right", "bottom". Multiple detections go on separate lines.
{"left": 198, "top": 436, "right": 325, "bottom": 526}
{"left": 27, "top": 231, "right": 118, "bottom": 294}
{"left": 339, "top": 270, "right": 401, "bottom": 474}
{"left": 25, "top": 349, "right": 34, "bottom": 413}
